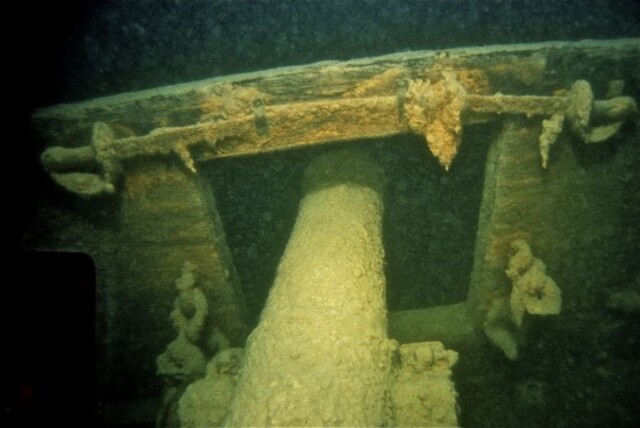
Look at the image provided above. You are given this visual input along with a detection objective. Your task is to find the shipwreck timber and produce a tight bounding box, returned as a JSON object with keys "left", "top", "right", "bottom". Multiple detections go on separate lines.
{"left": 29, "top": 39, "right": 640, "bottom": 426}
{"left": 35, "top": 39, "right": 638, "bottom": 194}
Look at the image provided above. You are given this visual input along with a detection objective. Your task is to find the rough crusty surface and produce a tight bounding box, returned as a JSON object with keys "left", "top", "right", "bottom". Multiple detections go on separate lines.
{"left": 226, "top": 149, "right": 395, "bottom": 426}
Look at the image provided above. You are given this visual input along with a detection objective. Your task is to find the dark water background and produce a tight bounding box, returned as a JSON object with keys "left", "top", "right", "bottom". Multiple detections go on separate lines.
{"left": 7, "top": 1, "right": 640, "bottom": 427}
{"left": 26, "top": 0, "right": 640, "bottom": 106}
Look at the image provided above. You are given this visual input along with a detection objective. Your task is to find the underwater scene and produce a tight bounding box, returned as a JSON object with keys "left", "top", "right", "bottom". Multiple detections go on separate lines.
{"left": 10, "top": 1, "right": 640, "bottom": 427}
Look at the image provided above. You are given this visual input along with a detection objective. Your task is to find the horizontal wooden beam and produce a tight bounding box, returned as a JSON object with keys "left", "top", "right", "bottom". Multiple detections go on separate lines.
{"left": 33, "top": 39, "right": 639, "bottom": 195}
{"left": 33, "top": 39, "right": 640, "bottom": 148}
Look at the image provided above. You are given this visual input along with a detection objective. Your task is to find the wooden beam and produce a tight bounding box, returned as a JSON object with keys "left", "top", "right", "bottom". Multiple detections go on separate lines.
{"left": 32, "top": 39, "right": 640, "bottom": 149}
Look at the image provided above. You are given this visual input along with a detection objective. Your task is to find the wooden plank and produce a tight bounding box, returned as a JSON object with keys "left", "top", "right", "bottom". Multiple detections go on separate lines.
{"left": 32, "top": 39, "right": 640, "bottom": 150}
{"left": 120, "top": 161, "right": 249, "bottom": 346}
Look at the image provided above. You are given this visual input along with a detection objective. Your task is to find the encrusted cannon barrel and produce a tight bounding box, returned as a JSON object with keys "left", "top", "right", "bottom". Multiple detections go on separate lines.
{"left": 225, "top": 149, "right": 395, "bottom": 426}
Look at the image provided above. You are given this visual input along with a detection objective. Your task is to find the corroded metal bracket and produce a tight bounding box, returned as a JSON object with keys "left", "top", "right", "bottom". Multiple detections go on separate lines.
{"left": 35, "top": 39, "right": 639, "bottom": 195}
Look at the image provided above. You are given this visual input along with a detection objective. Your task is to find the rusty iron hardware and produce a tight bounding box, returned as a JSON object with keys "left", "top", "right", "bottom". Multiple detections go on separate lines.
{"left": 40, "top": 77, "right": 636, "bottom": 196}
{"left": 252, "top": 98, "right": 269, "bottom": 137}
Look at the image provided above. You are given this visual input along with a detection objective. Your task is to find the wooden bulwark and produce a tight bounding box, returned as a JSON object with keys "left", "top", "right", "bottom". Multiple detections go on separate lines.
{"left": 33, "top": 39, "right": 639, "bottom": 152}
{"left": 33, "top": 39, "right": 639, "bottom": 196}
